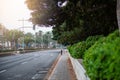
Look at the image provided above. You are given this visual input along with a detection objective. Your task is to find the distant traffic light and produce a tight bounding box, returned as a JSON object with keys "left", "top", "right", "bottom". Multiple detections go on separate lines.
{"left": 33, "top": 24, "right": 36, "bottom": 30}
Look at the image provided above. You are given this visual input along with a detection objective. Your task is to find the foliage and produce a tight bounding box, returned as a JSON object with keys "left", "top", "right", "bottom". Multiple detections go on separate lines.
{"left": 52, "top": 0, "right": 117, "bottom": 45}
{"left": 85, "top": 35, "right": 103, "bottom": 48}
{"left": 6, "top": 29, "right": 24, "bottom": 49}
{"left": 42, "top": 31, "right": 53, "bottom": 48}
{"left": 25, "top": 0, "right": 65, "bottom": 26}
{"left": 26, "top": 0, "right": 118, "bottom": 45}
{"left": 83, "top": 30, "right": 120, "bottom": 80}
{"left": 0, "top": 49, "right": 14, "bottom": 52}
{"left": 36, "top": 30, "right": 43, "bottom": 44}
{"left": 24, "top": 48, "right": 35, "bottom": 50}
{"left": 24, "top": 32, "right": 34, "bottom": 47}
{"left": 68, "top": 41, "right": 86, "bottom": 59}
{"left": 68, "top": 35, "right": 103, "bottom": 58}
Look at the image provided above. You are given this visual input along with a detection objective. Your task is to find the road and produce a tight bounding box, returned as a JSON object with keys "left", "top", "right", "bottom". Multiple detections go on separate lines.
{"left": 0, "top": 49, "right": 60, "bottom": 80}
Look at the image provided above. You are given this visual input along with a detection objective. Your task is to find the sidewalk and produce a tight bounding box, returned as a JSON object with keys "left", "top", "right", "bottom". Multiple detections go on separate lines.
{"left": 48, "top": 51, "right": 76, "bottom": 80}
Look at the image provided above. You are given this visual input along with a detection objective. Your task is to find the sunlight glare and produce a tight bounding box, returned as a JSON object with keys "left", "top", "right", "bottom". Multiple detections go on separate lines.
{"left": 0, "top": 0, "right": 31, "bottom": 29}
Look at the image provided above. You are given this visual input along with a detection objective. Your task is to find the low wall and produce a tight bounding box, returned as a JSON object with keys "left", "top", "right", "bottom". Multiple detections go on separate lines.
{"left": 66, "top": 50, "right": 90, "bottom": 80}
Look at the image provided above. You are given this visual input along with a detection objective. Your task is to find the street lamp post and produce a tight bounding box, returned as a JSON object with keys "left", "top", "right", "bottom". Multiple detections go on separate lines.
{"left": 18, "top": 18, "right": 26, "bottom": 50}
{"left": 33, "top": 25, "right": 36, "bottom": 48}
{"left": 18, "top": 18, "right": 30, "bottom": 50}
{"left": 18, "top": 19, "right": 38, "bottom": 49}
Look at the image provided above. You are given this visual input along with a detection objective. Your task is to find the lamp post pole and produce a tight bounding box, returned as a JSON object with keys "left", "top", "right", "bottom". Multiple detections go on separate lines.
{"left": 18, "top": 18, "right": 28, "bottom": 50}
{"left": 18, "top": 19, "right": 37, "bottom": 49}
{"left": 33, "top": 25, "right": 36, "bottom": 48}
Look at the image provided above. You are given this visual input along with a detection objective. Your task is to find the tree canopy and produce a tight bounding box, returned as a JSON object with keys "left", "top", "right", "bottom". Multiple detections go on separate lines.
{"left": 26, "top": 0, "right": 118, "bottom": 45}
{"left": 24, "top": 32, "right": 34, "bottom": 47}
{"left": 25, "top": 0, "right": 65, "bottom": 26}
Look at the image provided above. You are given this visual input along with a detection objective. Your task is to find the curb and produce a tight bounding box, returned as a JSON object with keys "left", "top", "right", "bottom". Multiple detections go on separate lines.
{"left": 0, "top": 49, "right": 55, "bottom": 57}
{"left": 67, "top": 57, "right": 77, "bottom": 80}
{"left": 44, "top": 53, "right": 61, "bottom": 80}
{"left": 66, "top": 50, "right": 90, "bottom": 80}
{"left": 0, "top": 52, "right": 15, "bottom": 57}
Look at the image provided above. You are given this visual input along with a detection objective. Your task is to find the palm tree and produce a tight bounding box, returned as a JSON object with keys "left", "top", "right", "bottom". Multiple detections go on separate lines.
{"left": 14, "top": 30, "right": 24, "bottom": 50}
{"left": 6, "top": 29, "right": 23, "bottom": 50}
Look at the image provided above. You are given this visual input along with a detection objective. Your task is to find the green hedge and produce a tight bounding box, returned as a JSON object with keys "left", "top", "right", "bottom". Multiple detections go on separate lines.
{"left": 0, "top": 49, "right": 14, "bottom": 53}
{"left": 68, "top": 35, "right": 103, "bottom": 59}
{"left": 83, "top": 30, "right": 120, "bottom": 80}
{"left": 68, "top": 41, "right": 86, "bottom": 58}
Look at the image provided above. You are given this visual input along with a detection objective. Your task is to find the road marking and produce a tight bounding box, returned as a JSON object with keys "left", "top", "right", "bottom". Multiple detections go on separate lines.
{"left": 38, "top": 71, "right": 48, "bottom": 74}
{"left": 50, "top": 54, "right": 53, "bottom": 56}
{"left": 32, "top": 74, "right": 39, "bottom": 80}
{"left": 0, "top": 70, "right": 7, "bottom": 74}
{"left": 21, "top": 62, "right": 28, "bottom": 64}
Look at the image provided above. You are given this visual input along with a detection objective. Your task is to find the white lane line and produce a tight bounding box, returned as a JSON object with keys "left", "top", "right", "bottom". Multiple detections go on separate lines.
{"left": 50, "top": 54, "right": 53, "bottom": 56}
{"left": 0, "top": 70, "right": 7, "bottom": 74}
{"left": 21, "top": 62, "right": 28, "bottom": 64}
{"left": 32, "top": 74, "right": 39, "bottom": 80}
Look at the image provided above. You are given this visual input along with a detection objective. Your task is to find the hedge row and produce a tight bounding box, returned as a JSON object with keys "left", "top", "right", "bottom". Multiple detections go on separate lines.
{"left": 68, "top": 30, "right": 120, "bottom": 79}
{"left": 0, "top": 49, "right": 14, "bottom": 53}
{"left": 68, "top": 35, "right": 103, "bottom": 58}
{"left": 83, "top": 30, "right": 120, "bottom": 80}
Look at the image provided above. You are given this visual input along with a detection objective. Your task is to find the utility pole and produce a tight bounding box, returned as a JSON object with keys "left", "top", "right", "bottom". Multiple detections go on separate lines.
{"left": 33, "top": 25, "right": 36, "bottom": 48}
{"left": 18, "top": 18, "right": 28, "bottom": 50}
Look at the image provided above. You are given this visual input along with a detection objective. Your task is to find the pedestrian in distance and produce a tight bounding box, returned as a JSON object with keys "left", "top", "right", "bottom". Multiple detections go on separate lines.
{"left": 61, "top": 49, "right": 62, "bottom": 55}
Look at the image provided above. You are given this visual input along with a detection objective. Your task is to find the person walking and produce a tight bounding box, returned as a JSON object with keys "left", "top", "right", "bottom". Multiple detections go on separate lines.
{"left": 61, "top": 49, "right": 62, "bottom": 55}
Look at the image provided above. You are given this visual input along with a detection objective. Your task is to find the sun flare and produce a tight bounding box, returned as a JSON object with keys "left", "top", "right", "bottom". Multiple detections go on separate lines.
{"left": 0, "top": 0, "right": 31, "bottom": 29}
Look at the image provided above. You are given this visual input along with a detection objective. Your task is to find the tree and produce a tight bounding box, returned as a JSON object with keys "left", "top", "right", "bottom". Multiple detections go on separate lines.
{"left": 36, "top": 30, "right": 43, "bottom": 48}
{"left": 117, "top": 0, "right": 120, "bottom": 32}
{"left": 42, "top": 31, "right": 52, "bottom": 48}
{"left": 26, "top": 0, "right": 118, "bottom": 45}
{"left": 25, "top": 0, "right": 65, "bottom": 26}
{"left": 53, "top": 0, "right": 118, "bottom": 45}
{"left": 4, "top": 29, "right": 10, "bottom": 49}
{"left": 24, "top": 32, "right": 34, "bottom": 48}
{"left": 6, "top": 29, "right": 23, "bottom": 50}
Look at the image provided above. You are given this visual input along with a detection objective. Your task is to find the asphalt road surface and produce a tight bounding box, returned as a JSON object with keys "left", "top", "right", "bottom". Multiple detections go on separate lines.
{"left": 0, "top": 49, "right": 60, "bottom": 80}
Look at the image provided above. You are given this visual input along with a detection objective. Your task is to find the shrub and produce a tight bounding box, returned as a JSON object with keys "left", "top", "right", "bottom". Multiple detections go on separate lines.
{"left": 68, "top": 35, "right": 103, "bottom": 59}
{"left": 68, "top": 44, "right": 78, "bottom": 58}
{"left": 83, "top": 30, "right": 120, "bottom": 80}
{"left": 85, "top": 35, "right": 103, "bottom": 48}
{"left": 24, "top": 48, "right": 35, "bottom": 50}
{"left": 71, "top": 41, "right": 86, "bottom": 58}
{"left": 0, "top": 49, "right": 14, "bottom": 52}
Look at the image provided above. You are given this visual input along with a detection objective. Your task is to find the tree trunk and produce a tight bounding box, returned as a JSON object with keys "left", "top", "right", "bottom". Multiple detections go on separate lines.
{"left": 117, "top": 0, "right": 120, "bottom": 32}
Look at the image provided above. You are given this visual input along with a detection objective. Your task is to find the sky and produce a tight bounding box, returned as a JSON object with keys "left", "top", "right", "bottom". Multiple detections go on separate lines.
{"left": 0, "top": 0, "right": 52, "bottom": 33}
